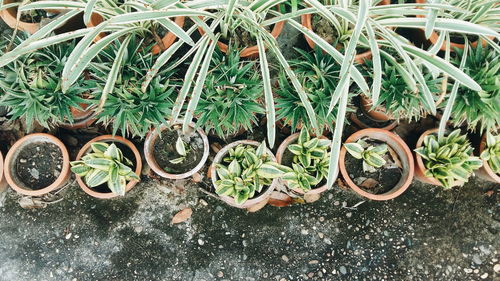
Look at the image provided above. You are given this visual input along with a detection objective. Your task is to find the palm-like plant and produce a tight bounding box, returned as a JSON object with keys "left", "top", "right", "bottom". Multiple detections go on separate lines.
{"left": 90, "top": 38, "right": 178, "bottom": 137}
{"left": 195, "top": 46, "right": 264, "bottom": 139}
{"left": 0, "top": 39, "right": 90, "bottom": 130}
{"left": 276, "top": 47, "right": 346, "bottom": 135}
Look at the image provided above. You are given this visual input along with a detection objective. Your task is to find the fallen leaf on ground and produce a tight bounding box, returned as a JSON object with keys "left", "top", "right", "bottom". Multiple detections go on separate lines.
{"left": 268, "top": 191, "right": 293, "bottom": 207}
{"left": 387, "top": 146, "right": 402, "bottom": 168}
{"left": 336, "top": 178, "right": 348, "bottom": 189}
{"left": 171, "top": 208, "right": 193, "bottom": 224}
{"left": 192, "top": 172, "right": 203, "bottom": 183}
{"left": 360, "top": 178, "right": 379, "bottom": 189}
{"left": 247, "top": 199, "right": 268, "bottom": 212}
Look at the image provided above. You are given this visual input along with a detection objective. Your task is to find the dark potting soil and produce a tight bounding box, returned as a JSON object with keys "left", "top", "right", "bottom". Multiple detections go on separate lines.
{"left": 15, "top": 142, "right": 63, "bottom": 190}
{"left": 344, "top": 143, "right": 402, "bottom": 195}
{"left": 153, "top": 127, "right": 204, "bottom": 175}
{"left": 91, "top": 142, "right": 137, "bottom": 194}
{"left": 449, "top": 33, "right": 479, "bottom": 45}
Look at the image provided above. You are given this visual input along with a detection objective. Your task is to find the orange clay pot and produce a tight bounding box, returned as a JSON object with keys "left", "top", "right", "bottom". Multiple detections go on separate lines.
{"left": 475, "top": 133, "right": 500, "bottom": 184}
{"left": 75, "top": 135, "right": 142, "bottom": 199}
{"left": 144, "top": 122, "right": 209, "bottom": 180}
{"left": 360, "top": 94, "right": 392, "bottom": 122}
{"left": 87, "top": 13, "right": 185, "bottom": 55}
{"left": 4, "top": 133, "right": 71, "bottom": 196}
{"left": 0, "top": 0, "right": 40, "bottom": 34}
{"left": 197, "top": 5, "right": 285, "bottom": 58}
{"left": 339, "top": 128, "right": 414, "bottom": 200}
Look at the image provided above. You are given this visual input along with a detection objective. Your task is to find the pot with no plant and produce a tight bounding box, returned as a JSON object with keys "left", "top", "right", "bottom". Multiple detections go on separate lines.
{"left": 276, "top": 127, "right": 334, "bottom": 195}
{"left": 476, "top": 132, "right": 500, "bottom": 184}
{"left": 144, "top": 122, "right": 209, "bottom": 180}
{"left": 72, "top": 135, "right": 142, "bottom": 199}
{"left": 414, "top": 129, "right": 483, "bottom": 188}
{"left": 210, "top": 141, "right": 286, "bottom": 210}
{"left": 339, "top": 128, "right": 414, "bottom": 200}
{"left": 4, "top": 133, "right": 70, "bottom": 196}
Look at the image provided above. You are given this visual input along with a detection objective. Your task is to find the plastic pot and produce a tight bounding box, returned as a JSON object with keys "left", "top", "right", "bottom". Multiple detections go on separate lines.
{"left": 4, "top": 133, "right": 71, "bottom": 196}
{"left": 87, "top": 13, "right": 185, "bottom": 54}
{"left": 144, "top": 122, "right": 209, "bottom": 180}
{"left": 475, "top": 133, "right": 500, "bottom": 184}
{"left": 413, "top": 128, "right": 464, "bottom": 187}
{"left": 210, "top": 140, "right": 278, "bottom": 209}
{"left": 75, "top": 135, "right": 142, "bottom": 199}
{"left": 276, "top": 133, "right": 336, "bottom": 195}
{"left": 197, "top": 5, "right": 285, "bottom": 58}
{"left": 339, "top": 128, "right": 414, "bottom": 200}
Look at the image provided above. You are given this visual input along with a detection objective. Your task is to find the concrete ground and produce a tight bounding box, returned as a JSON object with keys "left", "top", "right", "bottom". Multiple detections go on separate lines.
{"left": 0, "top": 17, "right": 499, "bottom": 281}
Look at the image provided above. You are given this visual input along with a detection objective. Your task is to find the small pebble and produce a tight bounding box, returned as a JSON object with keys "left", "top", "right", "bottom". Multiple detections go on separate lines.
{"left": 282, "top": 255, "right": 289, "bottom": 262}
{"left": 494, "top": 264, "right": 500, "bottom": 273}
{"left": 198, "top": 239, "right": 204, "bottom": 245}
{"left": 480, "top": 273, "right": 488, "bottom": 279}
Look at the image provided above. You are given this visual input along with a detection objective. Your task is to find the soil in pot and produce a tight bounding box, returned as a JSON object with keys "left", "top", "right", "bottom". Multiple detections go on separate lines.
{"left": 153, "top": 128, "right": 204, "bottom": 175}
{"left": 15, "top": 142, "right": 63, "bottom": 190}
{"left": 345, "top": 139, "right": 403, "bottom": 194}
{"left": 311, "top": 15, "right": 370, "bottom": 54}
{"left": 281, "top": 141, "right": 326, "bottom": 190}
{"left": 89, "top": 142, "right": 137, "bottom": 194}
{"left": 448, "top": 33, "right": 479, "bottom": 45}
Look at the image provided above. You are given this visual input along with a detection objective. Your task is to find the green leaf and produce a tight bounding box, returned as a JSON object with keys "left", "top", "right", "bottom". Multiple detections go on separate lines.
{"left": 228, "top": 159, "right": 242, "bottom": 177}
{"left": 288, "top": 144, "right": 302, "bottom": 156}
{"left": 91, "top": 142, "right": 109, "bottom": 154}
{"left": 84, "top": 158, "right": 114, "bottom": 171}
{"left": 70, "top": 164, "right": 91, "bottom": 177}
{"left": 175, "top": 137, "right": 187, "bottom": 156}
{"left": 104, "top": 143, "right": 122, "bottom": 161}
{"left": 257, "top": 163, "right": 285, "bottom": 179}
{"left": 344, "top": 143, "right": 364, "bottom": 159}
{"left": 85, "top": 169, "right": 109, "bottom": 188}
{"left": 298, "top": 127, "right": 310, "bottom": 145}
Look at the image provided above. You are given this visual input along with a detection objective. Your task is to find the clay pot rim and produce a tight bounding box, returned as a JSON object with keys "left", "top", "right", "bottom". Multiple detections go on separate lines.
{"left": 75, "top": 135, "right": 142, "bottom": 199}
{"left": 350, "top": 112, "right": 398, "bottom": 131}
{"left": 144, "top": 122, "right": 210, "bottom": 180}
{"left": 4, "top": 133, "right": 71, "bottom": 196}
{"left": 339, "top": 128, "right": 414, "bottom": 200}
{"left": 59, "top": 108, "right": 97, "bottom": 130}
{"left": 210, "top": 140, "right": 278, "bottom": 209}
{"left": 0, "top": 0, "right": 40, "bottom": 34}
{"left": 478, "top": 133, "right": 500, "bottom": 183}
{"left": 359, "top": 94, "right": 393, "bottom": 122}
{"left": 276, "top": 133, "right": 334, "bottom": 195}
{"left": 197, "top": 4, "right": 285, "bottom": 58}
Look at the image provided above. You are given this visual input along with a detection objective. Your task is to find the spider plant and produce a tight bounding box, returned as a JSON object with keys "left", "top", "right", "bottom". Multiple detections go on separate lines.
{"left": 360, "top": 53, "right": 442, "bottom": 122}
{"left": 276, "top": 47, "right": 348, "bottom": 135}
{"left": 90, "top": 37, "right": 178, "bottom": 138}
{"left": 440, "top": 44, "right": 499, "bottom": 133}
{"left": 195, "top": 46, "right": 264, "bottom": 139}
{"left": 0, "top": 39, "right": 90, "bottom": 130}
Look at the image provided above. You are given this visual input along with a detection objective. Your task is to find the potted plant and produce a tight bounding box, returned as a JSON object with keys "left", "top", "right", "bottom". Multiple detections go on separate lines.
{"left": 91, "top": 38, "right": 179, "bottom": 137}
{"left": 351, "top": 53, "right": 442, "bottom": 130}
{"left": 339, "top": 128, "right": 414, "bottom": 200}
{"left": 4, "top": 133, "right": 71, "bottom": 196}
{"left": 443, "top": 44, "right": 499, "bottom": 133}
{"left": 0, "top": 0, "right": 52, "bottom": 34}
{"left": 194, "top": 46, "right": 264, "bottom": 139}
{"left": 477, "top": 131, "right": 500, "bottom": 183}
{"left": 414, "top": 128, "right": 483, "bottom": 188}
{"left": 276, "top": 127, "right": 333, "bottom": 195}
{"left": 276, "top": 48, "right": 346, "bottom": 135}
{"left": 0, "top": 39, "right": 92, "bottom": 131}
{"left": 73, "top": 135, "right": 142, "bottom": 199}
{"left": 415, "top": 0, "right": 497, "bottom": 51}
{"left": 210, "top": 140, "right": 286, "bottom": 209}
{"left": 144, "top": 122, "right": 209, "bottom": 180}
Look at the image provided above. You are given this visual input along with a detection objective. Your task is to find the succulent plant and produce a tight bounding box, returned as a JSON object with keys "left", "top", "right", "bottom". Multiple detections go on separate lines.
{"left": 70, "top": 142, "right": 140, "bottom": 196}
{"left": 215, "top": 142, "right": 286, "bottom": 205}
{"left": 414, "top": 129, "right": 483, "bottom": 188}
{"left": 480, "top": 132, "right": 500, "bottom": 174}
{"left": 344, "top": 139, "right": 388, "bottom": 173}
{"left": 282, "top": 128, "right": 331, "bottom": 192}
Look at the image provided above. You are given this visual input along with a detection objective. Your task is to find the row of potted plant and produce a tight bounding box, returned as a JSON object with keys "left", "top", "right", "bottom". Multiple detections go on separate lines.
{"left": 1, "top": 124, "right": 498, "bottom": 209}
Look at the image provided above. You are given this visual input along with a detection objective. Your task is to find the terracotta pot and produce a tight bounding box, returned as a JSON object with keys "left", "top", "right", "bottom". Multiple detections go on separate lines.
{"left": 210, "top": 140, "right": 278, "bottom": 209}
{"left": 4, "top": 133, "right": 71, "bottom": 196}
{"left": 360, "top": 94, "right": 392, "bottom": 121}
{"left": 339, "top": 128, "right": 414, "bottom": 200}
{"left": 475, "top": 133, "right": 500, "bottom": 184}
{"left": 0, "top": 152, "right": 7, "bottom": 193}
{"left": 415, "top": 0, "right": 492, "bottom": 52}
{"left": 0, "top": 0, "right": 40, "bottom": 34}
{"left": 350, "top": 112, "right": 398, "bottom": 131}
{"left": 87, "top": 13, "right": 185, "bottom": 54}
{"left": 144, "top": 122, "right": 209, "bottom": 180}
{"left": 197, "top": 5, "right": 285, "bottom": 58}
{"left": 414, "top": 128, "right": 463, "bottom": 187}
{"left": 75, "top": 135, "right": 142, "bottom": 199}
{"left": 301, "top": 0, "right": 389, "bottom": 64}
{"left": 276, "top": 133, "right": 336, "bottom": 195}
{"left": 59, "top": 103, "right": 97, "bottom": 130}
